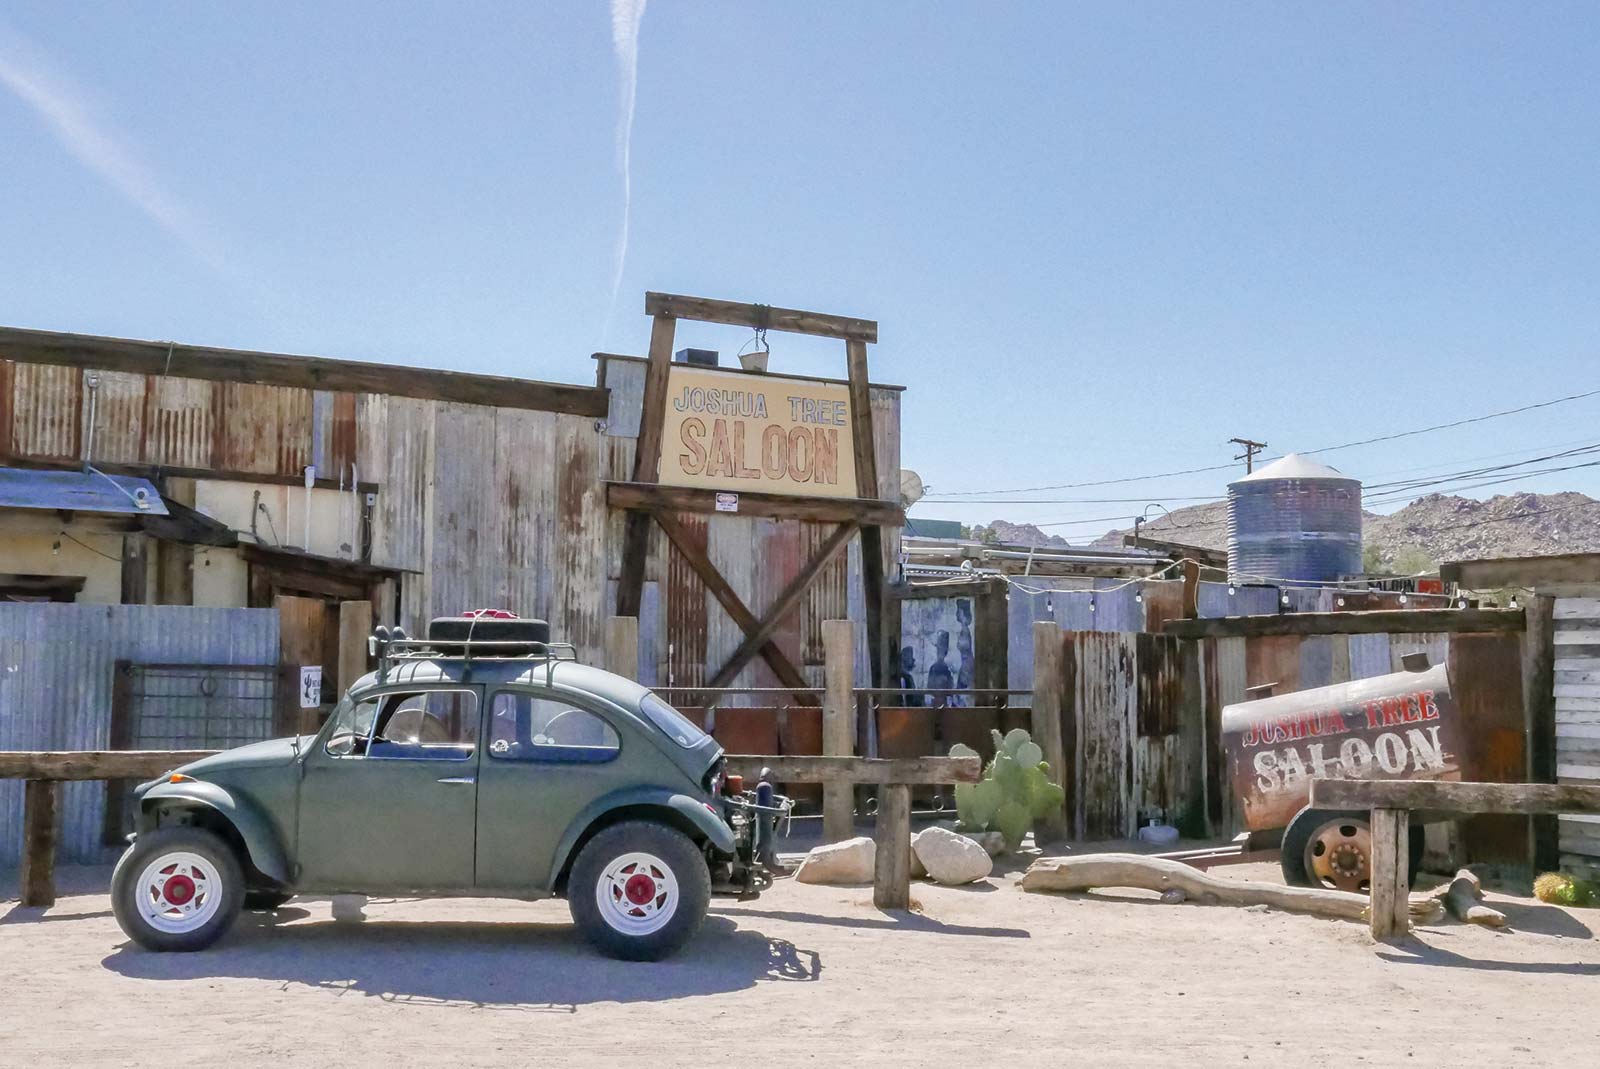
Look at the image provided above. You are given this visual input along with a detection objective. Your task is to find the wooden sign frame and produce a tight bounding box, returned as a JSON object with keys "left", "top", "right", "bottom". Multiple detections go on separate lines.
{"left": 608, "top": 292, "right": 904, "bottom": 694}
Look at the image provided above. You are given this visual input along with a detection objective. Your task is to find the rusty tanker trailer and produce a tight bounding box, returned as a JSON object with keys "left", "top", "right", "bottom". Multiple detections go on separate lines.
{"left": 1220, "top": 656, "right": 1461, "bottom": 891}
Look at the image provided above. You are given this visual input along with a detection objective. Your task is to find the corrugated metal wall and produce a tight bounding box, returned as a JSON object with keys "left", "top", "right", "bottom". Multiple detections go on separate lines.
{"left": 0, "top": 603, "right": 279, "bottom": 865}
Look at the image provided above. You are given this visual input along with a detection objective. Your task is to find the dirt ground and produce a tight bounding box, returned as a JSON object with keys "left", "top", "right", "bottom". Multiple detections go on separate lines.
{"left": 2, "top": 853, "right": 1597, "bottom": 1067}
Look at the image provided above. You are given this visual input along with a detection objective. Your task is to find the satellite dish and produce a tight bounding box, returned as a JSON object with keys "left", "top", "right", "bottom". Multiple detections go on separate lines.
{"left": 899, "top": 469, "right": 925, "bottom": 508}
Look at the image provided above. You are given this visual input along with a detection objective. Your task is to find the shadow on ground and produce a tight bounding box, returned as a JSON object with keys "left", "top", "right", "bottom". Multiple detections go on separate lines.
{"left": 1378, "top": 938, "right": 1600, "bottom": 976}
{"left": 715, "top": 903, "right": 1028, "bottom": 938}
{"left": 101, "top": 912, "right": 820, "bottom": 1011}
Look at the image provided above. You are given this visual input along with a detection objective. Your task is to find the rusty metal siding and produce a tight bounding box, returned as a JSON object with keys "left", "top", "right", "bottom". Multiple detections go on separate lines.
{"left": 84, "top": 370, "right": 147, "bottom": 464}
{"left": 599, "top": 356, "right": 646, "bottom": 439}
{"left": 144, "top": 375, "right": 217, "bottom": 469}
{"left": 11, "top": 362, "right": 81, "bottom": 459}
{"left": 310, "top": 391, "right": 358, "bottom": 480}
{"left": 495, "top": 407, "right": 557, "bottom": 623}
{"left": 663, "top": 512, "right": 709, "bottom": 691}
{"left": 360, "top": 393, "right": 433, "bottom": 623}
{"left": 552, "top": 414, "right": 608, "bottom": 664}
{"left": 427, "top": 402, "right": 501, "bottom": 618}
{"left": 0, "top": 603, "right": 278, "bottom": 865}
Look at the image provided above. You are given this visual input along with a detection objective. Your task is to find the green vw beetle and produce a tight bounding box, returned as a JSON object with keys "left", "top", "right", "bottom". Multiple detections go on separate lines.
{"left": 111, "top": 615, "right": 786, "bottom": 961}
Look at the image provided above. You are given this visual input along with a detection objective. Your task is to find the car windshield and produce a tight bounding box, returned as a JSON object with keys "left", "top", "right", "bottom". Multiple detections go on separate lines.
{"left": 639, "top": 693, "right": 709, "bottom": 749}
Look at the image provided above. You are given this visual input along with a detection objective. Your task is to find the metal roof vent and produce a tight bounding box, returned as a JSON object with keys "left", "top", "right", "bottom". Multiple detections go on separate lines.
{"left": 675, "top": 348, "right": 718, "bottom": 368}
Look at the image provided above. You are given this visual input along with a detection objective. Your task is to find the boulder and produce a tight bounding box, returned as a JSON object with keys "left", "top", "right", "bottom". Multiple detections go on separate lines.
{"left": 795, "top": 836, "right": 876, "bottom": 885}
{"left": 913, "top": 826, "right": 994, "bottom": 886}
{"left": 961, "top": 830, "right": 1008, "bottom": 858}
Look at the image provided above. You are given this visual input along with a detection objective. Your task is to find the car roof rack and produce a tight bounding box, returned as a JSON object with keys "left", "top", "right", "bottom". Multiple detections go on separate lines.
{"left": 370, "top": 629, "right": 579, "bottom": 687}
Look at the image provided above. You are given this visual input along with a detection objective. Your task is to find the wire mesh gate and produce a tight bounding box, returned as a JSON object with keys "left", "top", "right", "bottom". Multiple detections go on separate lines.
{"left": 103, "top": 662, "right": 279, "bottom": 843}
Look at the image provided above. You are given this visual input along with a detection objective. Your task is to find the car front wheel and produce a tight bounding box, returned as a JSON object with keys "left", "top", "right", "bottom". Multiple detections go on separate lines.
{"left": 111, "top": 826, "right": 245, "bottom": 952}
{"left": 568, "top": 821, "right": 710, "bottom": 961}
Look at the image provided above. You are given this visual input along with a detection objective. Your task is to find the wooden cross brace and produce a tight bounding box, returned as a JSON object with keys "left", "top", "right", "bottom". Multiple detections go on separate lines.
{"left": 652, "top": 510, "right": 857, "bottom": 703}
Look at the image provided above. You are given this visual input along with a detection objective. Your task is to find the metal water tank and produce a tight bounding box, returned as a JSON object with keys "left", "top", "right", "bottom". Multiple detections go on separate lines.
{"left": 1227, "top": 454, "right": 1362, "bottom": 584}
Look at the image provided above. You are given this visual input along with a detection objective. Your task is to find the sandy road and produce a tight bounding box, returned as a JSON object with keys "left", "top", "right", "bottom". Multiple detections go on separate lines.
{"left": 1, "top": 860, "right": 1597, "bottom": 1067}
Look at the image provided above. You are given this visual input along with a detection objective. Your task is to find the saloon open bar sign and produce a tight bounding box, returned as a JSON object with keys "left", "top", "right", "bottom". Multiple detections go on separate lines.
{"left": 659, "top": 365, "right": 859, "bottom": 499}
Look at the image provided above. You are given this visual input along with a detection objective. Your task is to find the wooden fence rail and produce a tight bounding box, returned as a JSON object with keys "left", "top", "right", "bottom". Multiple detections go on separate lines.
{"left": 1310, "top": 779, "right": 1600, "bottom": 940}
{"left": 725, "top": 754, "right": 981, "bottom": 909}
{"left": 6, "top": 750, "right": 979, "bottom": 912}
{"left": 4, "top": 750, "right": 219, "bottom": 908}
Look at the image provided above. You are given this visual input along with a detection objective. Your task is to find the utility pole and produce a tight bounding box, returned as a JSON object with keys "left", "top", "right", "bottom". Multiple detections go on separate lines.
{"left": 1229, "top": 437, "right": 1267, "bottom": 473}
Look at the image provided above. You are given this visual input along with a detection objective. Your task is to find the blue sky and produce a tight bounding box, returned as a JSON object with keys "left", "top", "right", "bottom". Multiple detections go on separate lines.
{"left": 4, "top": 3, "right": 1598, "bottom": 539}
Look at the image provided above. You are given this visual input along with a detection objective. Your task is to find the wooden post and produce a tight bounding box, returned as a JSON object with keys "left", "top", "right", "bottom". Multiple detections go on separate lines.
{"left": 337, "top": 600, "right": 373, "bottom": 696}
{"left": 120, "top": 533, "right": 149, "bottom": 605}
{"left": 1030, "top": 620, "right": 1069, "bottom": 842}
{"left": 1180, "top": 558, "right": 1201, "bottom": 620}
{"left": 1368, "top": 807, "right": 1410, "bottom": 940}
{"left": 873, "top": 783, "right": 912, "bottom": 910}
{"left": 1522, "top": 593, "right": 1558, "bottom": 872}
{"left": 20, "top": 779, "right": 59, "bottom": 908}
{"left": 607, "top": 615, "right": 640, "bottom": 680}
{"left": 822, "top": 619, "right": 856, "bottom": 842}
{"left": 616, "top": 313, "right": 677, "bottom": 618}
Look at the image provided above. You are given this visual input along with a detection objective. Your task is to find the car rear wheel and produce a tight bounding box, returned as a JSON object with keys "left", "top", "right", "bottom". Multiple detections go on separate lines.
{"left": 568, "top": 822, "right": 709, "bottom": 961}
{"left": 111, "top": 826, "right": 245, "bottom": 952}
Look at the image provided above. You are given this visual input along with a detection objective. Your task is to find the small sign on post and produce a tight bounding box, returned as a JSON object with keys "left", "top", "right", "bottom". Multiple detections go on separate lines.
{"left": 299, "top": 665, "right": 324, "bottom": 709}
{"left": 714, "top": 492, "right": 739, "bottom": 513}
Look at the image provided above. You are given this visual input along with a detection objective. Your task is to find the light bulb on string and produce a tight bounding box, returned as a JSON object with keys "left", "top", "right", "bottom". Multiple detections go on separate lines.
{"left": 1227, "top": 583, "right": 1236, "bottom": 597}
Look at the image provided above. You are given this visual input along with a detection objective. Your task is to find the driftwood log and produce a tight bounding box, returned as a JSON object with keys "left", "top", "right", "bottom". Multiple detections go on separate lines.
{"left": 1434, "top": 869, "right": 1507, "bottom": 928}
{"left": 1021, "top": 854, "right": 1445, "bottom": 927}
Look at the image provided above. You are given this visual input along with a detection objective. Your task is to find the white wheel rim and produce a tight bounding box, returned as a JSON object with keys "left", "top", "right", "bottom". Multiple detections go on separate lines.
{"left": 134, "top": 851, "right": 224, "bottom": 934}
{"left": 595, "top": 851, "right": 679, "bottom": 936}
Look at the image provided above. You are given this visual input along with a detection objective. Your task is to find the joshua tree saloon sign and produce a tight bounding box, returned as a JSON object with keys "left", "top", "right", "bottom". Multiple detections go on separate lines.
{"left": 659, "top": 365, "right": 859, "bottom": 499}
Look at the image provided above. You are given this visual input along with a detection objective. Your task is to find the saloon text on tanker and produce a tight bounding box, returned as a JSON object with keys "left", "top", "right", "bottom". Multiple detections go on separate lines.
{"left": 1245, "top": 687, "right": 1450, "bottom": 792}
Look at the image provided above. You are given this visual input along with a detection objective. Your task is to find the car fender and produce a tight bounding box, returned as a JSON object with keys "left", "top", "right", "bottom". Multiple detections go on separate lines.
{"left": 548, "top": 787, "right": 736, "bottom": 890}
{"left": 137, "top": 780, "right": 292, "bottom": 885}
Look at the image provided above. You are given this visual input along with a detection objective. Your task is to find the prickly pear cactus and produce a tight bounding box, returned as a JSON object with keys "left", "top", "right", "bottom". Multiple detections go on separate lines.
{"left": 950, "top": 728, "right": 1066, "bottom": 851}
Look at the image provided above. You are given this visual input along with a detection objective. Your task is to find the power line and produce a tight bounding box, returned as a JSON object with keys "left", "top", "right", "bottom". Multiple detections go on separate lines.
{"left": 935, "top": 384, "right": 1600, "bottom": 497}
{"left": 928, "top": 443, "right": 1600, "bottom": 507}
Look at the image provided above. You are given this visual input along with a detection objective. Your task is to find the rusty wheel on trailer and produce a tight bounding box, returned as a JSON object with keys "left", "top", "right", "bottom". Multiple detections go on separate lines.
{"left": 1280, "top": 806, "right": 1425, "bottom": 893}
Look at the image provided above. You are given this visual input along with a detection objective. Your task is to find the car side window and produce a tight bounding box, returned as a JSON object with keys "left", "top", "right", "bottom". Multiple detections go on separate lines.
{"left": 325, "top": 689, "right": 478, "bottom": 761}
{"left": 488, "top": 692, "right": 619, "bottom": 763}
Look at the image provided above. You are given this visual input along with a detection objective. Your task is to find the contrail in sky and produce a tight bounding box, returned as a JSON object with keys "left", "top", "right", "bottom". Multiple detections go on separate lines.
{"left": 604, "top": 0, "right": 648, "bottom": 342}
{"left": 0, "top": 23, "right": 226, "bottom": 274}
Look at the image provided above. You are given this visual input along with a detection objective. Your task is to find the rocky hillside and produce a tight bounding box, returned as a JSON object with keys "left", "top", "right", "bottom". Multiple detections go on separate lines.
{"left": 1062, "top": 491, "right": 1600, "bottom": 570}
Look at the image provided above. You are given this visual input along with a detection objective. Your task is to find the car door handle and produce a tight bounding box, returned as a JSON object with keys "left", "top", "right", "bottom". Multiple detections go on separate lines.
{"left": 436, "top": 776, "right": 476, "bottom": 785}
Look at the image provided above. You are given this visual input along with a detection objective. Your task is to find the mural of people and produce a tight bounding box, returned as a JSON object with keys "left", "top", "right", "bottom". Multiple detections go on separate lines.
{"left": 892, "top": 645, "right": 923, "bottom": 707}
{"left": 900, "top": 596, "right": 978, "bottom": 708}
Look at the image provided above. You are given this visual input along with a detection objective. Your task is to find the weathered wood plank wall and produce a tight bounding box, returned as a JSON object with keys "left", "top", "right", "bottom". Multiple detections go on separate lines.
{"left": 1553, "top": 591, "right": 1600, "bottom": 879}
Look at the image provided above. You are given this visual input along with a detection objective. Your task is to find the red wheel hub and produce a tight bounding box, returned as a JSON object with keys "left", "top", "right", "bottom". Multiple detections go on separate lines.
{"left": 163, "top": 874, "right": 197, "bottom": 905}
{"left": 624, "top": 873, "right": 657, "bottom": 905}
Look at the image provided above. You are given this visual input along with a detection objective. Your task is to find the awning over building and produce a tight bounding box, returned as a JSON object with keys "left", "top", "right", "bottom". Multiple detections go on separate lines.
{"left": 0, "top": 466, "right": 169, "bottom": 516}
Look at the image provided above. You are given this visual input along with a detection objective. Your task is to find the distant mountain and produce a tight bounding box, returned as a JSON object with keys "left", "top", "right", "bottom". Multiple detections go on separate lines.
{"left": 969, "top": 520, "right": 1072, "bottom": 548}
{"left": 1077, "top": 491, "right": 1600, "bottom": 571}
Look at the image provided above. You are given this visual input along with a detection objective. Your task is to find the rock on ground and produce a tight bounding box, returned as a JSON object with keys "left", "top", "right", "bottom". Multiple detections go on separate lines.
{"left": 961, "top": 830, "right": 1007, "bottom": 857}
{"left": 795, "top": 836, "right": 876, "bottom": 885}
{"left": 913, "top": 827, "right": 993, "bottom": 886}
